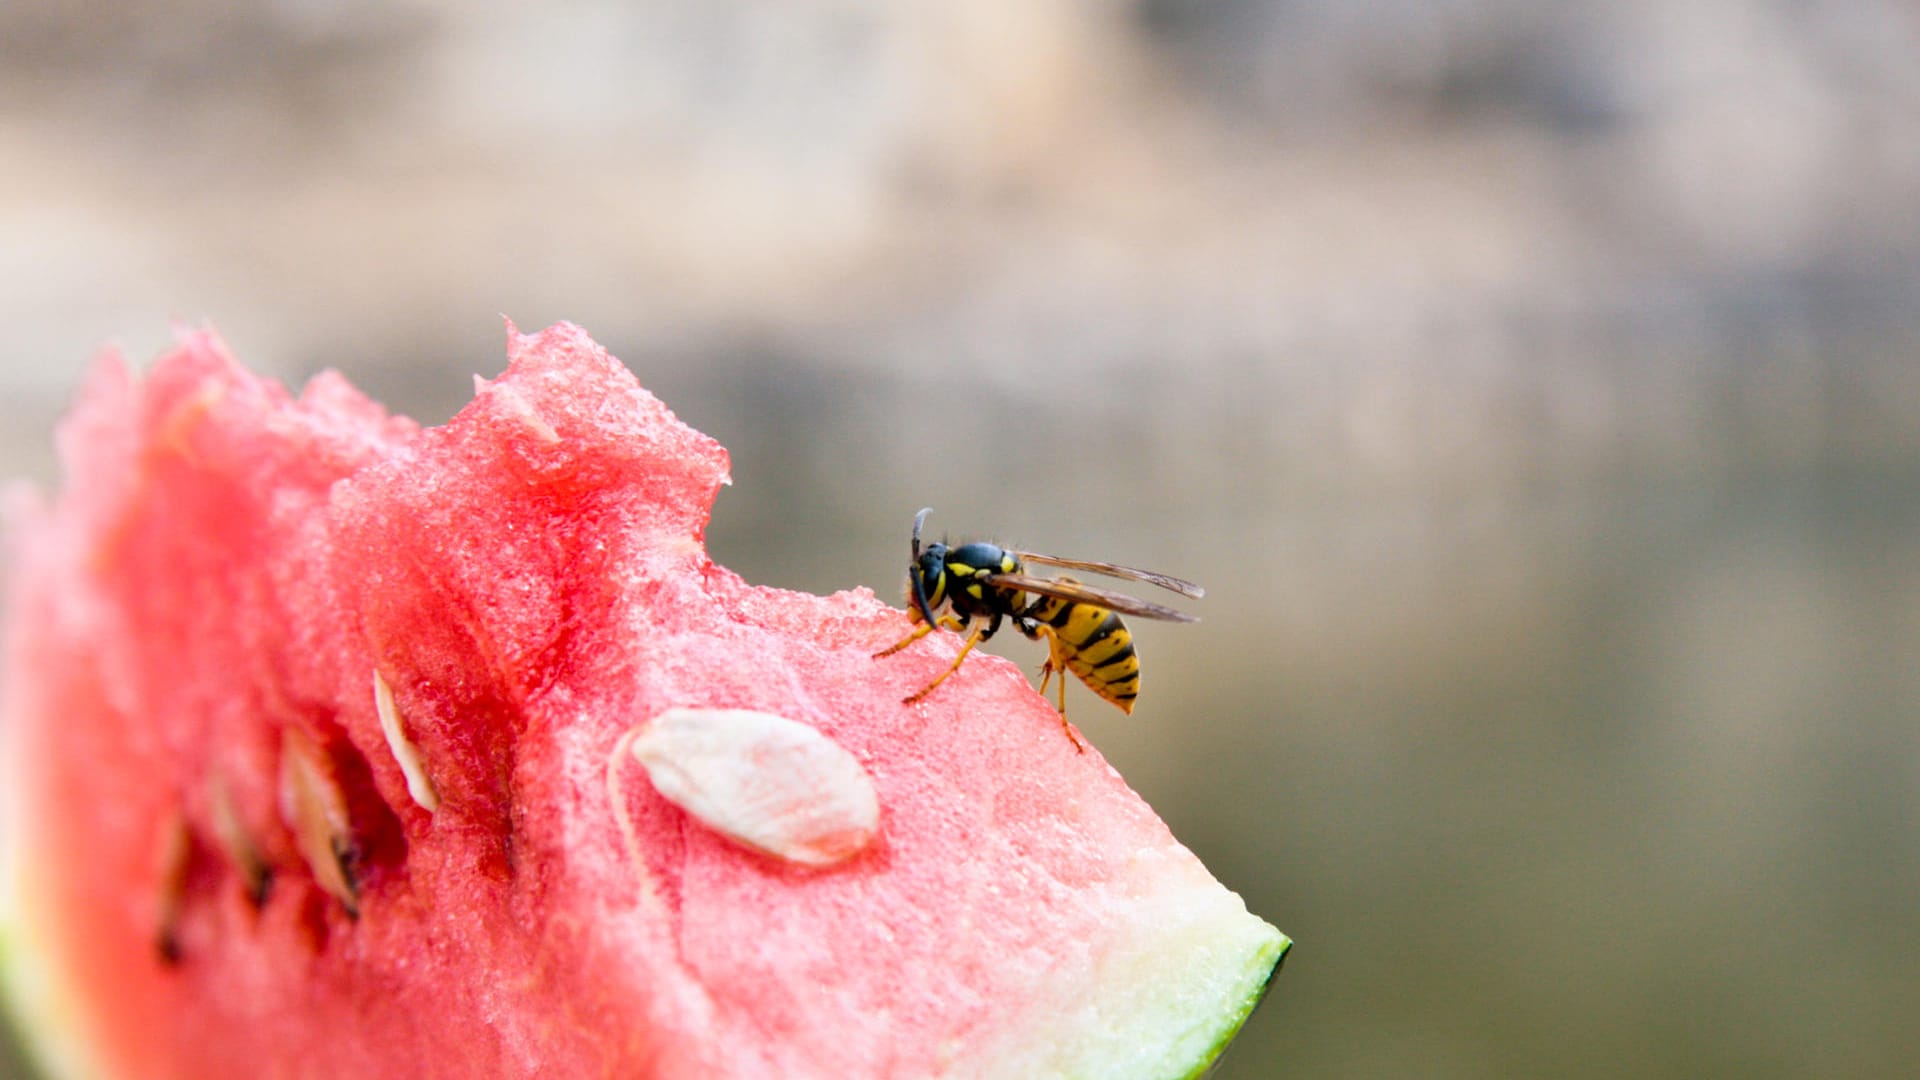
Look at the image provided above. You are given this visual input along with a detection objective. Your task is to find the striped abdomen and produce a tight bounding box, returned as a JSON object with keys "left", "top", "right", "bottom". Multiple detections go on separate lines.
{"left": 1026, "top": 588, "right": 1141, "bottom": 714}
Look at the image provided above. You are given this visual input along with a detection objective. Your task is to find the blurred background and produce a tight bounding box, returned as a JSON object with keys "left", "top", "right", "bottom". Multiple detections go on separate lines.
{"left": 4, "top": 1, "right": 1920, "bottom": 1076}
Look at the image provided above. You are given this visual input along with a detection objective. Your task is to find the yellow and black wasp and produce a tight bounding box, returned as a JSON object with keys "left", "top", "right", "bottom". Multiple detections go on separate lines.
{"left": 873, "top": 508, "right": 1202, "bottom": 751}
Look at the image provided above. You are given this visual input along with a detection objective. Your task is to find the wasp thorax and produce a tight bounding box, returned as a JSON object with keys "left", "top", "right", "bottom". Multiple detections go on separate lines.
{"left": 945, "top": 542, "right": 1014, "bottom": 576}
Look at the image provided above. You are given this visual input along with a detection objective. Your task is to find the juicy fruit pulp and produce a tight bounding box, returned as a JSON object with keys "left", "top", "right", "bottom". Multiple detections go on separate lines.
{"left": 1, "top": 323, "right": 1286, "bottom": 1079}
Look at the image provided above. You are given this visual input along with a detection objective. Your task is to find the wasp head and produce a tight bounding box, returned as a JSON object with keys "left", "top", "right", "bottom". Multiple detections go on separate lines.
{"left": 906, "top": 541, "right": 948, "bottom": 626}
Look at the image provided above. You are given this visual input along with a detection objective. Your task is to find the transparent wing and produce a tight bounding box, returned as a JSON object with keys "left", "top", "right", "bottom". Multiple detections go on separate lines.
{"left": 988, "top": 572, "right": 1200, "bottom": 623}
{"left": 1010, "top": 551, "right": 1205, "bottom": 599}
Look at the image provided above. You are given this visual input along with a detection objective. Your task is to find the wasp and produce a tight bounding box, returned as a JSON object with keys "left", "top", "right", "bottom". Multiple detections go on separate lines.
{"left": 873, "top": 508, "right": 1202, "bottom": 751}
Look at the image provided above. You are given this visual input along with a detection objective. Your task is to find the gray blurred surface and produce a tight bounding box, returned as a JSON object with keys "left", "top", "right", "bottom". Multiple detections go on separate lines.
{"left": 5, "top": 2, "right": 1920, "bottom": 1077}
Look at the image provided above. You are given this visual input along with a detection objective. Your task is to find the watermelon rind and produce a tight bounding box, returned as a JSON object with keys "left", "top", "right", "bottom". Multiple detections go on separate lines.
{"left": 2, "top": 768, "right": 103, "bottom": 1080}
{"left": 958, "top": 871, "right": 1287, "bottom": 1080}
{"left": 1186, "top": 935, "right": 1287, "bottom": 1080}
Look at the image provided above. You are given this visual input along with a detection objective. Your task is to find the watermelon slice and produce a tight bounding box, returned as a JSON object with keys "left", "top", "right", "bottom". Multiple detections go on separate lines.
{"left": 0, "top": 322, "right": 1287, "bottom": 1079}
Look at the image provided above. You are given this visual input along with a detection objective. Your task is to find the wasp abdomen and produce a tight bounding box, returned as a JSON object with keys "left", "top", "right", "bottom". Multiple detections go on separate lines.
{"left": 1029, "top": 584, "right": 1142, "bottom": 714}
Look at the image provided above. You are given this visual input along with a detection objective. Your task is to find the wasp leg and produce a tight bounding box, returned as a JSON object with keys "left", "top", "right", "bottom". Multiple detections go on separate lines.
{"left": 1035, "top": 647, "right": 1064, "bottom": 712}
{"left": 873, "top": 621, "right": 933, "bottom": 659}
{"left": 1047, "top": 675, "right": 1084, "bottom": 752}
{"left": 873, "top": 614, "right": 965, "bottom": 659}
{"left": 1057, "top": 711, "right": 1084, "bottom": 753}
{"left": 1033, "top": 632, "right": 1084, "bottom": 753}
{"left": 902, "top": 623, "right": 987, "bottom": 705}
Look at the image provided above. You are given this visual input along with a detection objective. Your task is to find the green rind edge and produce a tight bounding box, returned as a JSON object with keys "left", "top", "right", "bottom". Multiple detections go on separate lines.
{"left": 3, "top": 871, "right": 108, "bottom": 1080}
{"left": 0, "top": 923, "right": 13, "bottom": 1054}
{"left": 3, "top": 779, "right": 97, "bottom": 1080}
{"left": 0, "top": 916, "right": 41, "bottom": 1080}
{"left": 2, "top": 878, "right": 43, "bottom": 1080}
{"left": 1174, "top": 931, "right": 1291, "bottom": 1080}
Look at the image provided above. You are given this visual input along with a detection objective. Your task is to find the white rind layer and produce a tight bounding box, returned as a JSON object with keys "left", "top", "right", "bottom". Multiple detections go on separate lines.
{"left": 2, "top": 720, "right": 106, "bottom": 1080}
{"left": 953, "top": 845, "right": 1287, "bottom": 1080}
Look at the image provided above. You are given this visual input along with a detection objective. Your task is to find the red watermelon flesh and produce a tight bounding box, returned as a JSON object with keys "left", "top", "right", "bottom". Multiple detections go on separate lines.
{"left": 0, "top": 323, "right": 1286, "bottom": 1079}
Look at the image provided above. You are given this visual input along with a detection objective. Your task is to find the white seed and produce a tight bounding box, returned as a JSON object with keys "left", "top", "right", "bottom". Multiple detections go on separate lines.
{"left": 373, "top": 669, "right": 439, "bottom": 812}
{"left": 154, "top": 810, "right": 192, "bottom": 965}
{"left": 278, "top": 727, "right": 359, "bottom": 917}
{"left": 208, "top": 774, "right": 271, "bottom": 905}
{"left": 629, "top": 707, "right": 879, "bottom": 868}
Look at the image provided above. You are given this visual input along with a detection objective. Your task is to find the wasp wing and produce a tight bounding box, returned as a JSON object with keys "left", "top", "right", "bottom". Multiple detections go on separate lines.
{"left": 1009, "top": 552, "right": 1205, "bottom": 599}
{"left": 988, "top": 572, "right": 1200, "bottom": 623}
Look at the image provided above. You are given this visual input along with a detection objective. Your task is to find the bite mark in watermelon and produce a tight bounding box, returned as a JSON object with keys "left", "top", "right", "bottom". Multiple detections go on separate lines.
{"left": 0, "top": 322, "right": 1287, "bottom": 1079}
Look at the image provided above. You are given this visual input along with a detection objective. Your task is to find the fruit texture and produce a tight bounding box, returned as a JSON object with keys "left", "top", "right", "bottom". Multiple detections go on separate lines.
{"left": 0, "top": 323, "right": 1285, "bottom": 1079}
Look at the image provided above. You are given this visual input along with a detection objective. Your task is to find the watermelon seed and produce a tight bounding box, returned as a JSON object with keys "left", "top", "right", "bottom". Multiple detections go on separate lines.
{"left": 208, "top": 775, "right": 274, "bottom": 908}
{"left": 373, "top": 669, "right": 440, "bottom": 812}
{"left": 154, "top": 810, "right": 192, "bottom": 966}
{"left": 626, "top": 707, "right": 881, "bottom": 869}
{"left": 278, "top": 728, "right": 362, "bottom": 919}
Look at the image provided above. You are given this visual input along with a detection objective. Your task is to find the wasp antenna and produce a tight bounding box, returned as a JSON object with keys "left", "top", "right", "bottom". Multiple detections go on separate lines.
{"left": 911, "top": 507, "right": 934, "bottom": 560}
